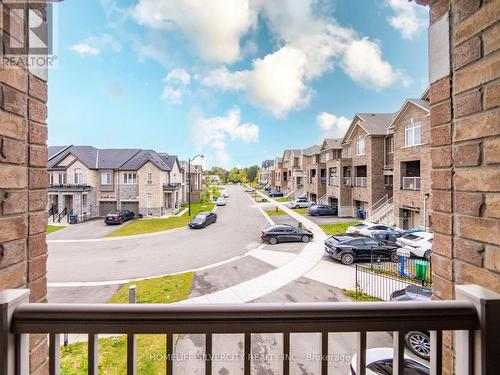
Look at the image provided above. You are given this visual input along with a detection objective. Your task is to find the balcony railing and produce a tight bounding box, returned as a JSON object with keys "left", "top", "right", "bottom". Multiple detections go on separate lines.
{"left": 163, "top": 182, "right": 182, "bottom": 191}
{"left": 343, "top": 177, "right": 352, "bottom": 186}
{"left": 1, "top": 285, "right": 498, "bottom": 375}
{"left": 48, "top": 183, "right": 92, "bottom": 191}
{"left": 355, "top": 177, "right": 367, "bottom": 187}
{"left": 329, "top": 177, "right": 338, "bottom": 186}
{"left": 402, "top": 177, "right": 421, "bottom": 191}
{"left": 319, "top": 176, "right": 327, "bottom": 184}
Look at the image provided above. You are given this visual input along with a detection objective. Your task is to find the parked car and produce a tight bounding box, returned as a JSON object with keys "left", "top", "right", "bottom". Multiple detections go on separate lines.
{"left": 396, "top": 231, "right": 433, "bottom": 259}
{"left": 350, "top": 348, "right": 429, "bottom": 375}
{"left": 268, "top": 191, "right": 284, "bottom": 197}
{"left": 371, "top": 231, "right": 404, "bottom": 245}
{"left": 288, "top": 197, "right": 314, "bottom": 209}
{"left": 188, "top": 212, "right": 217, "bottom": 229}
{"left": 216, "top": 198, "right": 227, "bottom": 206}
{"left": 221, "top": 191, "right": 229, "bottom": 198}
{"left": 390, "top": 285, "right": 432, "bottom": 360}
{"left": 264, "top": 186, "right": 272, "bottom": 192}
{"left": 324, "top": 234, "right": 399, "bottom": 265}
{"left": 104, "top": 210, "right": 134, "bottom": 225}
{"left": 307, "top": 204, "right": 338, "bottom": 216}
{"left": 347, "top": 222, "right": 403, "bottom": 237}
{"left": 244, "top": 187, "right": 255, "bottom": 192}
{"left": 261, "top": 224, "right": 313, "bottom": 245}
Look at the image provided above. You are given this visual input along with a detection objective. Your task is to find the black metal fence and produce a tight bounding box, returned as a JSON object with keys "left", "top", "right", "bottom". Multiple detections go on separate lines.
{"left": 356, "top": 256, "right": 432, "bottom": 301}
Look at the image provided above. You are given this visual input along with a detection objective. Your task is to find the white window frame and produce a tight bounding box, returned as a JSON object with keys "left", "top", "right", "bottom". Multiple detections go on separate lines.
{"left": 82, "top": 193, "right": 88, "bottom": 207}
{"left": 405, "top": 122, "right": 422, "bottom": 147}
{"left": 355, "top": 136, "right": 365, "bottom": 156}
{"left": 59, "top": 173, "right": 67, "bottom": 185}
{"left": 48, "top": 173, "right": 54, "bottom": 185}
{"left": 101, "top": 172, "right": 112, "bottom": 185}
{"left": 388, "top": 137, "right": 394, "bottom": 153}
{"left": 146, "top": 193, "right": 152, "bottom": 208}
{"left": 74, "top": 169, "right": 84, "bottom": 185}
{"left": 123, "top": 173, "right": 137, "bottom": 184}
{"left": 147, "top": 172, "right": 153, "bottom": 185}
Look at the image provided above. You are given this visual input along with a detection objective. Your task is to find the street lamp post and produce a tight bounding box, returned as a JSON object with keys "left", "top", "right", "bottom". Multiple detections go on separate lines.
{"left": 188, "top": 154, "right": 204, "bottom": 217}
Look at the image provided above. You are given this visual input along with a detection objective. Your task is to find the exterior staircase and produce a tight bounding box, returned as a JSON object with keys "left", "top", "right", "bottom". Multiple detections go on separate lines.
{"left": 317, "top": 194, "right": 327, "bottom": 204}
{"left": 285, "top": 188, "right": 295, "bottom": 198}
{"left": 367, "top": 195, "right": 396, "bottom": 226}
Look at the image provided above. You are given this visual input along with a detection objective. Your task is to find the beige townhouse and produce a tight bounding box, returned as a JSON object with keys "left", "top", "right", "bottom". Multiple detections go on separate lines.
{"left": 259, "top": 160, "right": 274, "bottom": 186}
{"left": 341, "top": 113, "right": 395, "bottom": 218}
{"left": 386, "top": 98, "right": 431, "bottom": 229}
{"left": 180, "top": 161, "right": 204, "bottom": 203}
{"left": 281, "top": 149, "right": 304, "bottom": 196}
{"left": 302, "top": 144, "right": 324, "bottom": 203}
{"left": 273, "top": 157, "right": 284, "bottom": 192}
{"left": 47, "top": 146, "right": 186, "bottom": 222}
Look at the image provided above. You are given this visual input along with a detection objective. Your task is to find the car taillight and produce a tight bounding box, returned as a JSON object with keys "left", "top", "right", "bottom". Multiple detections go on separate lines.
{"left": 116, "top": 215, "right": 120, "bottom": 219}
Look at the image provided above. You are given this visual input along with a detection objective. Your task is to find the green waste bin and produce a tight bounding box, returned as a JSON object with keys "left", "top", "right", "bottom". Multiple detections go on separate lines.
{"left": 415, "top": 259, "right": 428, "bottom": 281}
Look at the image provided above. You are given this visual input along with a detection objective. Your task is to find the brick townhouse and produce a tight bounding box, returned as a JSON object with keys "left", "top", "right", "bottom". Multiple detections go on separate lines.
{"left": 281, "top": 149, "right": 304, "bottom": 195}
{"left": 272, "top": 157, "right": 283, "bottom": 192}
{"left": 341, "top": 113, "right": 395, "bottom": 215}
{"left": 302, "top": 144, "right": 322, "bottom": 202}
{"left": 258, "top": 159, "right": 274, "bottom": 186}
{"left": 387, "top": 97, "right": 432, "bottom": 229}
{"left": 47, "top": 146, "right": 187, "bottom": 220}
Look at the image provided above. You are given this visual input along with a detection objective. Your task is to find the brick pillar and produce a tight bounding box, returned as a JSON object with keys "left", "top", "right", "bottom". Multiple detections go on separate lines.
{"left": 424, "top": 0, "right": 500, "bottom": 374}
{"left": 0, "top": 1, "right": 49, "bottom": 374}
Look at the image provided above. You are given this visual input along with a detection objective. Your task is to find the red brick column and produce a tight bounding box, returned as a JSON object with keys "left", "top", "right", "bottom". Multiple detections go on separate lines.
{"left": 425, "top": 0, "right": 500, "bottom": 373}
{"left": 0, "top": 1, "right": 49, "bottom": 374}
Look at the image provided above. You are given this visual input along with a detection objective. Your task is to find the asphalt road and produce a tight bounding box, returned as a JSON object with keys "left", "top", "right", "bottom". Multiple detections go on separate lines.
{"left": 47, "top": 185, "right": 269, "bottom": 283}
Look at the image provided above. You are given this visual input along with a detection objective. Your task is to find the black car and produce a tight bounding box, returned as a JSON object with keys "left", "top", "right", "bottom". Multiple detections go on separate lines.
{"left": 188, "top": 212, "right": 217, "bottom": 229}
{"left": 390, "top": 285, "right": 432, "bottom": 360}
{"left": 324, "top": 234, "right": 399, "bottom": 265}
{"left": 307, "top": 204, "right": 338, "bottom": 216}
{"left": 104, "top": 210, "right": 135, "bottom": 225}
{"left": 264, "top": 186, "right": 272, "bottom": 192}
{"left": 371, "top": 231, "right": 403, "bottom": 245}
{"left": 261, "top": 224, "right": 313, "bottom": 245}
{"left": 268, "top": 190, "right": 284, "bottom": 197}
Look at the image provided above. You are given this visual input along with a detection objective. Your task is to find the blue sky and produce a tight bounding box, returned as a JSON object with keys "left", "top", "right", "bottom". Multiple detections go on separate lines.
{"left": 48, "top": 0, "right": 429, "bottom": 168}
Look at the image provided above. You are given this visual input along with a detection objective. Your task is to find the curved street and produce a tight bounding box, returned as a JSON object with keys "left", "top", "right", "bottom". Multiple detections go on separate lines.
{"left": 47, "top": 185, "right": 270, "bottom": 283}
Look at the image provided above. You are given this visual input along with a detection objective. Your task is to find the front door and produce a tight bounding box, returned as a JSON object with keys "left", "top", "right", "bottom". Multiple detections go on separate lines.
{"left": 64, "top": 195, "right": 73, "bottom": 213}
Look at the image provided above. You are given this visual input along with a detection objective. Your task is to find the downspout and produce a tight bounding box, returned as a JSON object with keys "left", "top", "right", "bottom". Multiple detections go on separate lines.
{"left": 423, "top": 193, "right": 430, "bottom": 229}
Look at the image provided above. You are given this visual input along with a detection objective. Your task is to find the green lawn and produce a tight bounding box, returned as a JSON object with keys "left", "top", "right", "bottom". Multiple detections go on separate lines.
{"left": 343, "top": 289, "right": 382, "bottom": 302}
{"left": 61, "top": 273, "right": 193, "bottom": 374}
{"left": 105, "top": 202, "right": 215, "bottom": 237}
{"left": 274, "top": 197, "right": 290, "bottom": 202}
{"left": 46, "top": 225, "right": 65, "bottom": 234}
{"left": 291, "top": 207, "right": 308, "bottom": 215}
{"left": 265, "top": 208, "right": 287, "bottom": 216}
{"left": 319, "top": 221, "right": 360, "bottom": 235}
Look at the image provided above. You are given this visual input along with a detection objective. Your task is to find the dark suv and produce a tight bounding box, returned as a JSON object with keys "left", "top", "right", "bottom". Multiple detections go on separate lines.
{"left": 104, "top": 210, "right": 135, "bottom": 225}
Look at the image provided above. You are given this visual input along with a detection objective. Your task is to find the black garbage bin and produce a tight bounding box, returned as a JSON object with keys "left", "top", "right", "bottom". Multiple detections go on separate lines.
{"left": 69, "top": 213, "right": 78, "bottom": 224}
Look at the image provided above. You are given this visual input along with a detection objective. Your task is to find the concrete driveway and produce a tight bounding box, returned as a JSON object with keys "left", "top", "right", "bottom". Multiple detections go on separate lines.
{"left": 47, "top": 185, "right": 270, "bottom": 283}
{"left": 47, "top": 219, "right": 119, "bottom": 240}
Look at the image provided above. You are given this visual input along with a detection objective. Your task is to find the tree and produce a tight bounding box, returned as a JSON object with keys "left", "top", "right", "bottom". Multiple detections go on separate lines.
{"left": 227, "top": 168, "right": 240, "bottom": 183}
{"left": 245, "top": 165, "right": 259, "bottom": 183}
{"left": 238, "top": 169, "right": 248, "bottom": 183}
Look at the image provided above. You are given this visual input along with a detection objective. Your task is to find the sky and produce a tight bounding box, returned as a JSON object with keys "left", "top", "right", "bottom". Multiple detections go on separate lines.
{"left": 47, "top": 0, "right": 429, "bottom": 168}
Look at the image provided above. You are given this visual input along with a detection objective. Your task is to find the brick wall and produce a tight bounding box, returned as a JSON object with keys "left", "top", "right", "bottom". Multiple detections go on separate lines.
{"left": 0, "top": 2, "right": 49, "bottom": 373}
{"left": 424, "top": 0, "right": 500, "bottom": 373}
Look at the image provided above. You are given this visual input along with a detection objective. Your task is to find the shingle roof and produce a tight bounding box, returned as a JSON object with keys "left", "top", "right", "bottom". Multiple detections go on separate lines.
{"left": 323, "top": 138, "right": 343, "bottom": 149}
{"left": 48, "top": 146, "right": 180, "bottom": 171}
{"left": 408, "top": 99, "right": 430, "bottom": 111}
{"left": 356, "top": 113, "right": 396, "bottom": 135}
{"left": 261, "top": 160, "right": 274, "bottom": 168}
{"left": 302, "top": 144, "right": 321, "bottom": 156}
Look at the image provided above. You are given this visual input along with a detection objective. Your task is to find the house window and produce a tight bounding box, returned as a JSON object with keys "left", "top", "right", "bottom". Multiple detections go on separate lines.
{"left": 74, "top": 169, "right": 84, "bottom": 184}
{"left": 59, "top": 173, "right": 67, "bottom": 185}
{"left": 147, "top": 172, "right": 153, "bottom": 185}
{"left": 343, "top": 146, "right": 352, "bottom": 158}
{"left": 124, "top": 173, "right": 137, "bottom": 184}
{"left": 405, "top": 122, "right": 421, "bottom": 146}
{"left": 82, "top": 194, "right": 88, "bottom": 206}
{"left": 325, "top": 152, "right": 331, "bottom": 162}
{"left": 355, "top": 136, "right": 365, "bottom": 156}
{"left": 48, "top": 173, "right": 53, "bottom": 185}
{"left": 101, "top": 172, "right": 112, "bottom": 185}
{"left": 388, "top": 137, "right": 394, "bottom": 153}
{"left": 147, "top": 193, "right": 152, "bottom": 208}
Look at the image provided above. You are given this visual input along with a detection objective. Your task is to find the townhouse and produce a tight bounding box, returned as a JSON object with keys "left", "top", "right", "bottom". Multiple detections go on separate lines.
{"left": 281, "top": 149, "right": 304, "bottom": 196}
{"left": 302, "top": 144, "right": 324, "bottom": 203}
{"left": 386, "top": 98, "right": 431, "bottom": 229}
{"left": 273, "top": 157, "right": 284, "bottom": 192}
{"left": 47, "top": 146, "right": 201, "bottom": 221}
{"left": 259, "top": 160, "right": 274, "bottom": 187}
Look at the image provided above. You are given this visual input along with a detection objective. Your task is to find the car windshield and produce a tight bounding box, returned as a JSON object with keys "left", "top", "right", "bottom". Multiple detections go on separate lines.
{"left": 107, "top": 212, "right": 119, "bottom": 216}
{"left": 353, "top": 223, "right": 368, "bottom": 228}
{"left": 402, "top": 234, "right": 422, "bottom": 241}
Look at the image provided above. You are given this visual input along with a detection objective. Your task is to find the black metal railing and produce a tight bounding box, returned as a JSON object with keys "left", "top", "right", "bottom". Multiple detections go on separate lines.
{"left": 57, "top": 207, "right": 67, "bottom": 223}
{"left": 163, "top": 182, "right": 182, "bottom": 190}
{"left": 2, "top": 285, "right": 499, "bottom": 375}
{"left": 49, "top": 184, "right": 92, "bottom": 189}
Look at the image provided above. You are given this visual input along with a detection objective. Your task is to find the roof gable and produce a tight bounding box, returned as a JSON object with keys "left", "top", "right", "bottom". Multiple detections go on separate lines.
{"left": 387, "top": 99, "right": 430, "bottom": 132}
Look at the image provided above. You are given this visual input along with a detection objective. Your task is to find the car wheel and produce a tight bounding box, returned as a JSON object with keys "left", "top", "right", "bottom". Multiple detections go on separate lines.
{"left": 301, "top": 235, "right": 310, "bottom": 243}
{"left": 390, "top": 251, "right": 400, "bottom": 263}
{"left": 294, "top": 205, "right": 299, "bottom": 209}
{"left": 119, "top": 219, "right": 123, "bottom": 224}
{"left": 424, "top": 250, "right": 431, "bottom": 260}
{"left": 405, "top": 331, "right": 431, "bottom": 360}
{"left": 341, "top": 253, "right": 354, "bottom": 265}
{"left": 269, "top": 237, "right": 278, "bottom": 245}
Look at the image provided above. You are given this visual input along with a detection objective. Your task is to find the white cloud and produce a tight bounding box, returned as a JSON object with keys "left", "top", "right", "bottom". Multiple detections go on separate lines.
{"left": 316, "top": 112, "right": 350, "bottom": 138}
{"left": 161, "top": 86, "right": 182, "bottom": 104}
{"left": 386, "top": 0, "right": 428, "bottom": 40}
{"left": 164, "top": 68, "right": 191, "bottom": 85}
{"left": 342, "top": 38, "right": 411, "bottom": 90}
{"left": 132, "top": 0, "right": 258, "bottom": 64}
{"left": 70, "top": 44, "right": 100, "bottom": 56}
{"left": 190, "top": 108, "right": 259, "bottom": 165}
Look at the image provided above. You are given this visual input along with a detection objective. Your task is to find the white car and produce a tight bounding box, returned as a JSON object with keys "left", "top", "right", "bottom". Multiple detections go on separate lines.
{"left": 221, "top": 191, "right": 229, "bottom": 198}
{"left": 396, "top": 231, "right": 433, "bottom": 259}
{"left": 350, "top": 348, "right": 429, "bottom": 375}
{"left": 346, "top": 222, "right": 402, "bottom": 236}
{"left": 288, "top": 197, "right": 314, "bottom": 209}
{"left": 244, "top": 187, "right": 255, "bottom": 192}
{"left": 216, "top": 198, "right": 226, "bottom": 206}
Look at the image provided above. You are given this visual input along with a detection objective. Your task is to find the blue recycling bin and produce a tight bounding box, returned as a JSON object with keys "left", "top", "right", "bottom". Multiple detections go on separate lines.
{"left": 69, "top": 214, "right": 78, "bottom": 224}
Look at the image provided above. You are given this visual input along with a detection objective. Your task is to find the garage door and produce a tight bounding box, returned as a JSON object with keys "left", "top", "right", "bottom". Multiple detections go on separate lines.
{"left": 99, "top": 201, "right": 117, "bottom": 216}
{"left": 121, "top": 201, "right": 139, "bottom": 215}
